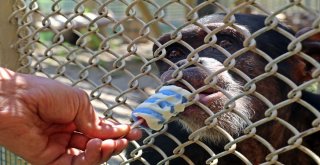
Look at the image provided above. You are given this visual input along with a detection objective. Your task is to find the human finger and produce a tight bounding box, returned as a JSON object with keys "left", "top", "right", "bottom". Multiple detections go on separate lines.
{"left": 125, "top": 128, "right": 143, "bottom": 141}
{"left": 100, "top": 139, "right": 128, "bottom": 162}
{"left": 73, "top": 91, "right": 131, "bottom": 139}
{"left": 71, "top": 138, "right": 103, "bottom": 165}
{"left": 68, "top": 132, "right": 90, "bottom": 150}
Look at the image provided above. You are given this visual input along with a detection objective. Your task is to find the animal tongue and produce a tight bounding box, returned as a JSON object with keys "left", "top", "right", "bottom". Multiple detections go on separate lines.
{"left": 198, "top": 92, "right": 223, "bottom": 105}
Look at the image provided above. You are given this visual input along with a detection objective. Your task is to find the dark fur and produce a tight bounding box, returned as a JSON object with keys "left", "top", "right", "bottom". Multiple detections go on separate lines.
{"left": 130, "top": 14, "right": 320, "bottom": 165}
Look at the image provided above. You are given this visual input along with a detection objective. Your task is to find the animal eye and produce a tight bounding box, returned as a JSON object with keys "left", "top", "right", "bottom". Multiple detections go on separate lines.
{"left": 168, "top": 49, "right": 183, "bottom": 58}
{"left": 219, "top": 40, "right": 232, "bottom": 48}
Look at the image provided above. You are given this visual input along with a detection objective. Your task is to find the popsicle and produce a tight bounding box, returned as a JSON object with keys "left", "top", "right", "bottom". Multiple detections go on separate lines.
{"left": 131, "top": 85, "right": 191, "bottom": 131}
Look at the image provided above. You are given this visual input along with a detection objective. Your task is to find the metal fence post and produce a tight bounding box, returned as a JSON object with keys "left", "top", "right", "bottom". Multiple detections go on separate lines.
{"left": 0, "top": 0, "right": 20, "bottom": 71}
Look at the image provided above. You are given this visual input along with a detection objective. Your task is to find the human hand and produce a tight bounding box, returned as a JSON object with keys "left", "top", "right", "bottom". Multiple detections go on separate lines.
{"left": 0, "top": 68, "right": 141, "bottom": 165}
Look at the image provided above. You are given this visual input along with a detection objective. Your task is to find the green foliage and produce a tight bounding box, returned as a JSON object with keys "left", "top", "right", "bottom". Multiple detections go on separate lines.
{"left": 306, "top": 82, "right": 319, "bottom": 93}
{"left": 39, "top": 31, "right": 54, "bottom": 44}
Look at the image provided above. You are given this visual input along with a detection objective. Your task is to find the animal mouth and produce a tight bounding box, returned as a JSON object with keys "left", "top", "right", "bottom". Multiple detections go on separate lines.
{"left": 172, "top": 81, "right": 226, "bottom": 116}
{"left": 180, "top": 91, "right": 225, "bottom": 118}
{"left": 161, "top": 68, "right": 228, "bottom": 116}
{"left": 198, "top": 92, "right": 224, "bottom": 105}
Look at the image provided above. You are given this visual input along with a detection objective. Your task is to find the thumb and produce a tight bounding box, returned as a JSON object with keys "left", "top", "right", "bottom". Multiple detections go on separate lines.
{"left": 74, "top": 90, "right": 130, "bottom": 139}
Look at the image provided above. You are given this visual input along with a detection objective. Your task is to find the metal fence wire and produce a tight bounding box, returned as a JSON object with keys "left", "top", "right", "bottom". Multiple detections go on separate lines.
{"left": 3, "top": 0, "right": 320, "bottom": 164}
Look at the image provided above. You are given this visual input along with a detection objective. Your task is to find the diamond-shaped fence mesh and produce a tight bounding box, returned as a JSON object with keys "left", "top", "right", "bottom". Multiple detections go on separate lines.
{"left": 1, "top": 0, "right": 320, "bottom": 164}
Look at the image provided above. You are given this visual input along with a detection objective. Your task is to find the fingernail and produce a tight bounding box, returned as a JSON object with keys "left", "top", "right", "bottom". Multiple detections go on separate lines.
{"left": 102, "top": 139, "right": 115, "bottom": 146}
{"left": 89, "top": 138, "right": 102, "bottom": 146}
{"left": 114, "top": 124, "right": 129, "bottom": 131}
{"left": 125, "top": 128, "right": 143, "bottom": 140}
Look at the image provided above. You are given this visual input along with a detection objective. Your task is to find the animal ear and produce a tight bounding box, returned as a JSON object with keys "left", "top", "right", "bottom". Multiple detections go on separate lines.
{"left": 291, "top": 27, "right": 320, "bottom": 83}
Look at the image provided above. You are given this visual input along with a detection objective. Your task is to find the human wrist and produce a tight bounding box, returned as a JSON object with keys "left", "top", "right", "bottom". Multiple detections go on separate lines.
{"left": 0, "top": 67, "right": 25, "bottom": 144}
{"left": 0, "top": 96, "right": 11, "bottom": 147}
{"left": 0, "top": 67, "right": 14, "bottom": 125}
{"left": 0, "top": 67, "right": 17, "bottom": 80}
{"left": 0, "top": 67, "right": 30, "bottom": 95}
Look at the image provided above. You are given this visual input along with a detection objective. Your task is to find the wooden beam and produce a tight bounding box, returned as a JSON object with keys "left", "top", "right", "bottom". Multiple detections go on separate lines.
{"left": 0, "top": 0, "right": 20, "bottom": 71}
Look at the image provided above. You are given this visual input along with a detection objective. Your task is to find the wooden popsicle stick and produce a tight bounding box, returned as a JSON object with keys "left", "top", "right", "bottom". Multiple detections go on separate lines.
{"left": 130, "top": 118, "right": 145, "bottom": 129}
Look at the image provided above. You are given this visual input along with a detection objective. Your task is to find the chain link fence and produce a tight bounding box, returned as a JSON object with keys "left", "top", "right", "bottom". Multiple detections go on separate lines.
{"left": 1, "top": 0, "right": 320, "bottom": 164}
